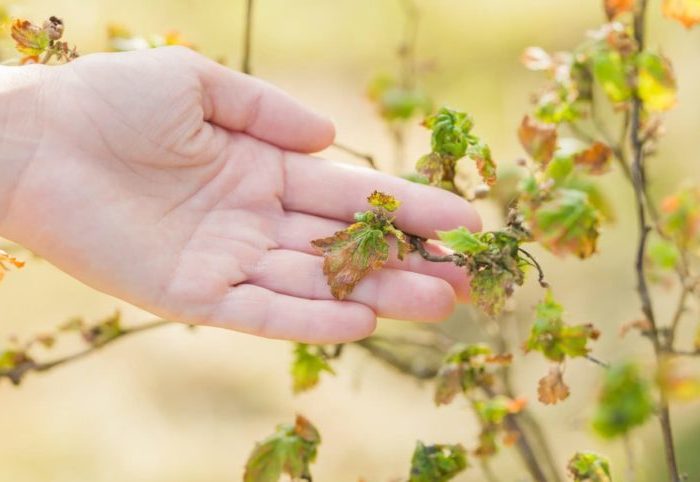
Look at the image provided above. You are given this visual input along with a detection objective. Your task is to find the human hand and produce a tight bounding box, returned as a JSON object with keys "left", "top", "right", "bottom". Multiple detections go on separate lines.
{"left": 0, "top": 47, "right": 481, "bottom": 343}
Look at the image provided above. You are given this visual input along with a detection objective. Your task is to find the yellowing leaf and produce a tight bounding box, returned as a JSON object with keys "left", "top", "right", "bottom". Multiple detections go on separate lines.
{"left": 525, "top": 291, "right": 600, "bottom": 363}
{"left": 468, "top": 142, "right": 497, "bottom": 187}
{"left": 573, "top": 142, "right": 613, "bottom": 175}
{"left": 11, "top": 19, "right": 50, "bottom": 57}
{"left": 637, "top": 52, "right": 677, "bottom": 112}
{"left": 538, "top": 365, "right": 570, "bottom": 405}
{"left": 244, "top": 415, "right": 320, "bottom": 482}
{"left": 0, "top": 250, "right": 24, "bottom": 284}
{"left": 605, "top": 0, "right": 636, "bottom": 20}
{"left": 368, "top": 191, "right": 400, "bottom": 212}
{"left": 291, "top": 344, "right": 334, "bottom": 394}
{"left": 518, "top": 115, "right": 558, "bottom": 166}
{"left": 660, "top": 186, "right": 700, "bottom": 247}
{"left": 663, "top": 0, "right": 700, "bottom": 28}
{"left": 658, "top": 358, "right": 700, "bottom": 402}
{"left": 568, "top": 452, "right": 612, "bottom": 482}
{"left": 592, "top": 49, "right": 632, "bottom": 104}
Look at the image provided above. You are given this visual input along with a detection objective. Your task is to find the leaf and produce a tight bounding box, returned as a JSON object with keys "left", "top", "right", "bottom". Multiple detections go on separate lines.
{"left": 434, "top": 344, "right": 511, "bottom": 405}
{"left": 592, "top": 362, "right": 655, "bottom": 438}
{"left": 521, "top": 47, "right": 553, "bottom": 71}
{"left": 424, "top": 108, "right": 474, "bottom": 158}
{"left": 82, "top": 312, "right": 123, "bottom": 347}
{"left": 312, "top": 224, "right": 388, "bottom": 299}
{"left": 473, "top": 396, "right": 526, "bottom": 457}
{"left": 660, "top": 186, "right": 700, "bottom": 247}
{"left": 291, "top": 344, "right": 334, "bottom": 394}
{"left": 637, "top": 51, "right": 677, "bottom": 112}
{"left": 438, "top": 227, "right": 488, "bottom": 255}
{"left": 367, "top": 74, "right": 432, "bottom": 121}
{"left": 471, "top": 270, "right": 518, "bottom": 318}
{"left": 592, "top": 49, "right": 632, "bottom": 104}
{"left": 525, "top": 291, "right": 600, "bottom": 362}
{"left": 657, "top": 358, "right": 700, "bottom": 402}
{"left": 572, "top": 142, "right": 613, "bottom": 175}
{"left": 568, "top": 452, "right": 612, "bottom": 482}
{"left": 408, "top": 441, "right": 468, "bottom": 482}
{"left": 244, "top": 415, "right": 320, "bottom": 482}
{"left": 518, "top": 115, "right": 558, "bottom": 166}
{"left": 11, "top": 19, "right": 50, "bottom": 56}
{"left": 605, "top": 0, "right": 636, "bottom": 19}
{"left": 647, "top": 238, "right": 680, "bottom": 270}
{"left": 662, "top": 0, "right": 700, "bottom": 28}
{"left": 367, "top": 190, "right": 400, "bottom": 212}
{"left": 537, "top": 365, "right": 570, "bottom": 405}
{"left": 468, "top": 142, "right": 497, "bottom": 187}
{"left": 529, "top": 188, "right": 600, "bottom": 258}
{"left": 0, "top": 249, "right": 24, "bottom": 284}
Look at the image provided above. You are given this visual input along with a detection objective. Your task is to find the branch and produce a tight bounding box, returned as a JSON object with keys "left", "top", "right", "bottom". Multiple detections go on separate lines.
{"left": 332, "top": 142, "right": 378, "bottom": 169}
{"left": 629, "top": 1, "right": 682, "bottom": 479}
{"left": 408, "top": 236, "right": 468, "bottom": 266}
{"left": 241, "top": 0, "right": 255, "bottom": 74}
{"left": 0, "top": 319, "right": 173, "bottom": 385}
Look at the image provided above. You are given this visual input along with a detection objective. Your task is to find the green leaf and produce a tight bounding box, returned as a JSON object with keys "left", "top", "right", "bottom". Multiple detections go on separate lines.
{"left": 592, "top": 49, "right": 632, "bottom": 104}
{"left": 10, "top": 19, "right": 50, "bottom": 57}
{"left": 648, "top": 238, "right": 680, "bottom": 270}
{"left": 568, "top": 451, "right": 612, "bottom": 482}
{"left": 291, "top": 344, "right": 334, "bottom": 394}
{"left": 637, "top": 51, "right": 677, "bottom": 112}
{"left": 592, "top": 363, "right": 655, "bottom": 438}
{"left": 424, "top": 108, "right": 474, "bottom": 158}
{"left": 244, "top": 415, "right": 320, "bottom": 482}
{"left": 529, "top": 188, "right": 600, "bottom": 258}
{"left": 438, "top": 227, "right": 488, "bottom": 255}
{"left": 525, "top": 291, "right": 600, "bottom": 363}
{"left": 367, "top": 74, "right": 432, "bottom": 121}
{"left": 471, "top": 270, "right": 518, "bottom": 318}
{"left": 408, "top": 441, "right": 468, "bottom": 482}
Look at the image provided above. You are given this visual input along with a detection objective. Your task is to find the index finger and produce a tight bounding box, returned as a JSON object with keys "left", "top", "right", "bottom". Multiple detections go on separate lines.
{"left": 281, "top": 152, "right": 482, "bottom": 239}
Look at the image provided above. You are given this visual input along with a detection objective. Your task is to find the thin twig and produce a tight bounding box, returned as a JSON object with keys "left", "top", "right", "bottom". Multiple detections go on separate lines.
{"left": 332, "top": 142, "right": 378, "bottom": 169}
{"left": 0, "top": 320, "right": 173, "bottom": 384}
{"left": 585, "top": 354, "right": 611, "bottom": 369}
{"left": 241, "top": 0, "right": 255, "bottom": 74}
{"left": 518, "top": 248, "right": 548, "bottom": 288}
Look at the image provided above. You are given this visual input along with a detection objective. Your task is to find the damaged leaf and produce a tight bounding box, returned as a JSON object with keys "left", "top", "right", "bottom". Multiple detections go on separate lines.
{"left": 312, "top": 192, "right": 408, "bottom": 300}
{"left": 518, "top": 115, "right": 558, "bottom": 167}
{"left": 525, "top": 291, "right": 600, "bottom": 362}
{"left": 537, "top": 365, "right": 571, "bottom": 405}
{"left": 568, "top": 452, "right": 613, "bottom": 482}
{"left": 637, "top": 51, "right": 677, "bottom": 112}
{"left": 408, "top": 441, "right": 468, "bottom": 482}
{"left": 244, "top": 415, "right": 321, "bottom": 482}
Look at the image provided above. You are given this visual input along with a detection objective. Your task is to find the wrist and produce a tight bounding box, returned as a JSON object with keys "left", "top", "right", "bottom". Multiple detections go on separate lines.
{"left": 0, "top": 64, "right": 49, "bottom": 238}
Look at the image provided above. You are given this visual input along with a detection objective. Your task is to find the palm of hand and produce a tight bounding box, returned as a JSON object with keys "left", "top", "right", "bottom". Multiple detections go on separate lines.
{"left": 2, "top": 48, "right": 480, "bottom": 342}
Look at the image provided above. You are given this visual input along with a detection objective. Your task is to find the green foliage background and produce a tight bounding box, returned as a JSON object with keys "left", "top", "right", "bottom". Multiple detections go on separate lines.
{"left": 1, "top": 0, "right": 699, "bottom": 480}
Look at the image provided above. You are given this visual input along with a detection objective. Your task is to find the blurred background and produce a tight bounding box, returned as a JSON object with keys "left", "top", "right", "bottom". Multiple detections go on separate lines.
{"left": 1, "top": 0, "right": 700, "bottom": 480}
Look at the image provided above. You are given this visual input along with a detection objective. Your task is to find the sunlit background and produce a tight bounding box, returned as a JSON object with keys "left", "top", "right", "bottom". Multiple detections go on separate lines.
{"left": 1, "top": 0, "right": 699, "bottom": 480}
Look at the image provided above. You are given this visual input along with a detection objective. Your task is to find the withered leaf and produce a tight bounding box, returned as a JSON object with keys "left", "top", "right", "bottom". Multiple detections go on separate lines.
{"left": 662, "top": 0, "right": 700, "bottom": 28}
{"left": 11, "top": 19, "right": 49, "bottom": 56}
{"left": 573, "top": 142, "right": 613, "bottom": 175}
{"left": 0, "top": 249, "right": 24, "bottom": 284}
{"left": 312, "top": 223, "right": 389, "bottom": 300}
{"left": 518, "top": 115, "right": 558, "bottom": 167}
{"left": 538, "top": 366, "right": 570, "bottom": 405}
{"left": 605, "top": 0, "right": 636, "bottom": 20}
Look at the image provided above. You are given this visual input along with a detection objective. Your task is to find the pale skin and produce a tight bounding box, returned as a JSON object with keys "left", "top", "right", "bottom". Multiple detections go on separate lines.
{"left": 0, "top": 47, "right": 481, "bottom": 343}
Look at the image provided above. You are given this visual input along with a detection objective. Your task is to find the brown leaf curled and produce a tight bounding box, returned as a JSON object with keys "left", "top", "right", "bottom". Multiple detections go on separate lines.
{"left": 538, "top": 366, "right": 570, "bottom": 405}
